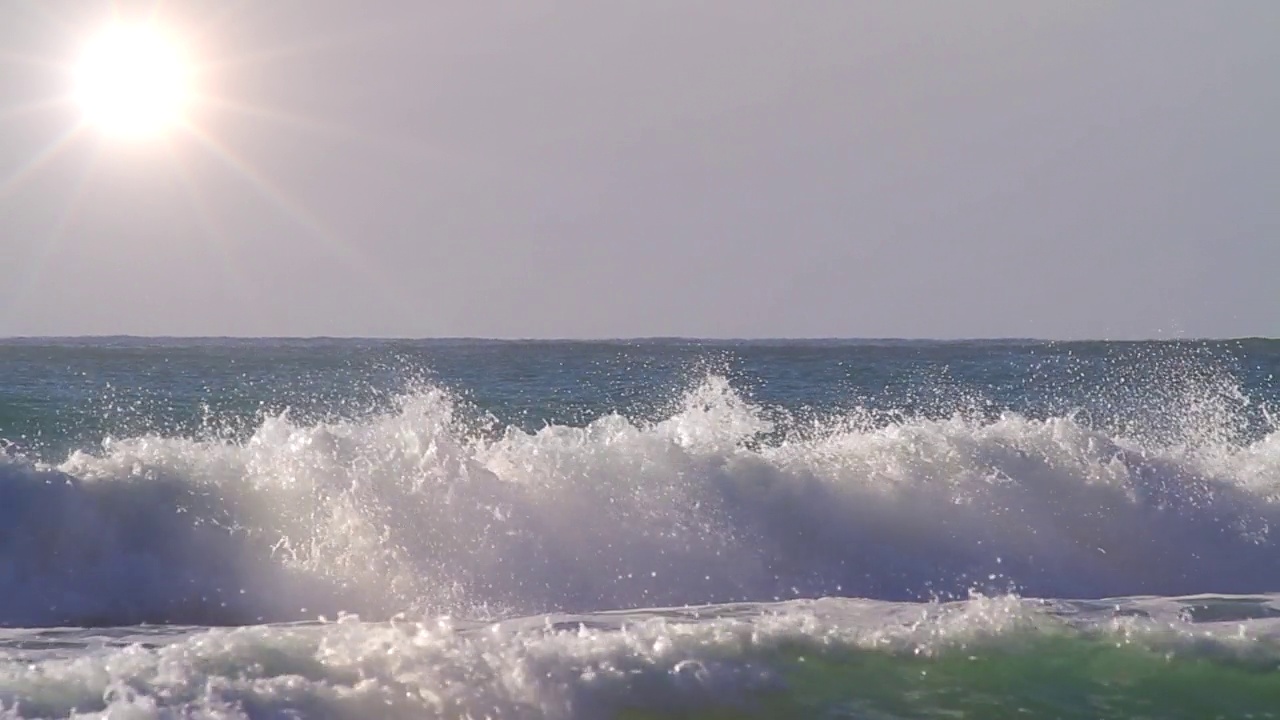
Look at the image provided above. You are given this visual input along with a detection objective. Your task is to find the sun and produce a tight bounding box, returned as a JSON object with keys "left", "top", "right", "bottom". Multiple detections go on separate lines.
{"left": 73, "top": 23, "right": 192, "bottom": 139}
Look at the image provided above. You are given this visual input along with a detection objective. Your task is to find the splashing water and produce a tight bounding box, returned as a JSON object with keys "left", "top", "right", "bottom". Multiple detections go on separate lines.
{"left": 0, "top": 368, "right": 1278, "bottom": 628}
{"left": 4, "top": 595, "right": 1280, "bottom": 719}
{"left": 6, "top": 339, "right": 1280, "bottom": 718}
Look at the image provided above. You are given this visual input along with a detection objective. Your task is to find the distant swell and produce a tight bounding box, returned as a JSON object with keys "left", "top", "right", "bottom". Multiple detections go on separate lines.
{"left": 2, "top": 376, "right": 1280, "bottom": 627}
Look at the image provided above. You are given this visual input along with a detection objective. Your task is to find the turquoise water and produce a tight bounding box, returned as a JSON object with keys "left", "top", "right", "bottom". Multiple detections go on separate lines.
{"left": 1, "top": 338, "right": 1279, "bottom": 718}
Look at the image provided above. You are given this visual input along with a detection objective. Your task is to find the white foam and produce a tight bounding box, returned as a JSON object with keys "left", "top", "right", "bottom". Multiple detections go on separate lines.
{"left": 0, "top": 596, "right": 1278, "bottom": 719}
{"left": 1, "top": 376, "right": 1279, "bottom": 626}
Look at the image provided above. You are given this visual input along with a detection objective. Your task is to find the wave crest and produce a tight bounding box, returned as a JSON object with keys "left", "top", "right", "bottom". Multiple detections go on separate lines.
{"left": 2, "top": 376, "right": 1279, "bottom": 626}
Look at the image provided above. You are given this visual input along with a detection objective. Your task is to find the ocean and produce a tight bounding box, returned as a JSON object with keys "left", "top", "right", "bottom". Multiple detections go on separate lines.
{"left": 0, "top": 337, "right": 1278, "bottom": 718}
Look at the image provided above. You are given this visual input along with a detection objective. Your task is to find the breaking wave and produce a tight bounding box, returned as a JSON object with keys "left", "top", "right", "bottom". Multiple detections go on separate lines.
{"left": 2, "top": 376, "right": 1280, "bottom": 627}
{"left": 3, "top": 595, "right": 1280, "bottom": 719}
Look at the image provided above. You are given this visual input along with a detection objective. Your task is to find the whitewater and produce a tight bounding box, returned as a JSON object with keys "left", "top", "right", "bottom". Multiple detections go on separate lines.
{"left": 0, "top": 338, "right": 1278, "bottom": 718}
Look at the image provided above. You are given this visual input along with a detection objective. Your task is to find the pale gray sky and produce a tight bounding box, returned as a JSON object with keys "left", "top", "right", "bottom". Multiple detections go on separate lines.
{"left": 1, "top": 1, "right": 1276, "bottom": 338}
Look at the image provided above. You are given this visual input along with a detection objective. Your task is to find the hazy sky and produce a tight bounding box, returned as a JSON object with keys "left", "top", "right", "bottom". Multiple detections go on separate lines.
{"left": 1, "top": 1, "right": 1276, "bottom": 339}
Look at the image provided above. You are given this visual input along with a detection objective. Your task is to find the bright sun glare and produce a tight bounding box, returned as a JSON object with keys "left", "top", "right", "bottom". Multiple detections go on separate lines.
{"left": 73, "top": 24, "right": 192, "bottom": 139}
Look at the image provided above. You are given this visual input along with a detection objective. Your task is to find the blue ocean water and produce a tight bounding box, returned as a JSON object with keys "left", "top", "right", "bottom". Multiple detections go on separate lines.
{"left": 1, "top": 337, "right": 1279, "bottom": 718}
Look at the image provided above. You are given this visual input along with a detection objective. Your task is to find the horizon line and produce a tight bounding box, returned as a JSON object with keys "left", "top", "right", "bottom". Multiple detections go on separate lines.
{"left": 1, "top": 334, "right": 1276, "bottom": 343}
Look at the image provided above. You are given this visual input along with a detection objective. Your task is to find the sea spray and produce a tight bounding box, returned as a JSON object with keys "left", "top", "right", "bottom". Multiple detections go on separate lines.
{"left": 1, "top": 374, "right": 1278, "bottom": 626}
{"left": 3, "top": 339, "right": 1280, "bottom": 718}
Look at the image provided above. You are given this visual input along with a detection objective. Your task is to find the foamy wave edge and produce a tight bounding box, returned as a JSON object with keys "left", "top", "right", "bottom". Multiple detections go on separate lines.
{"left": 3, "top": 595, "right": 1280, "bottom": 719}
{"left": 1, "top": 375, "right": 1280, "bottom": 627}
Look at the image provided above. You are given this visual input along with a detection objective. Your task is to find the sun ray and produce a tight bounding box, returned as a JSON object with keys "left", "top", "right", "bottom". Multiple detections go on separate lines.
{"left": 0, "top": 142, "right": 99, "bottom": 329}
{"left": 6, "top": 0, "right": 420, "bottom": 333}
{"left": 202, "top": 0, "right": 258, "bottom": 26}
{"left": 0, "top": 124, "right": 86, "bottom": 199}
{"left": 165, "top": 140, "right": 263, "bottom": 313}
{"left": 196, "top": 95, "right": 363, "bottom": 139}
{"left": 180, "top": 0, "right": 258, "bottom": 42}
{"left": 192, "top": 91, "right": 535, "bottom": 193}
{"left": 192, "top": 93, "right": 440, "bottom": 160}
{"left": 0, "top": 97, "right": 72, "bottom": 124}
{"left": 0, "top": 50, "right": 67, "bottom": 71}
{"left": 9, "top": 0, "right": 78, "bottom": 35}
{"left": 194, "top": 24, "right": 397, "bottom": 74}
{"left": 182, "top": 124, "right": 340, "bottom": 245}
{"left": 180, "top": 124, "right": 409, "bottom": 311}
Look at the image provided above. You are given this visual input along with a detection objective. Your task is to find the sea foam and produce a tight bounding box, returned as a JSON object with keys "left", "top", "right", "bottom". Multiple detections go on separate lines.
{"left": 1, "top": 376, "right": 1279, "bottom": 627}
{"left": 2, "top": 595, "right": 1279, "bottom": 719}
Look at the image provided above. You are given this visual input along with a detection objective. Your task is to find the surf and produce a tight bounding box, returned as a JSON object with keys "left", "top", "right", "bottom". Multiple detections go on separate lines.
{"left": 1, "top": 375, "right": 1279, "bottom": 627}
{"left": 2, "top": 595, "right": 1280, "bottom": 719}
